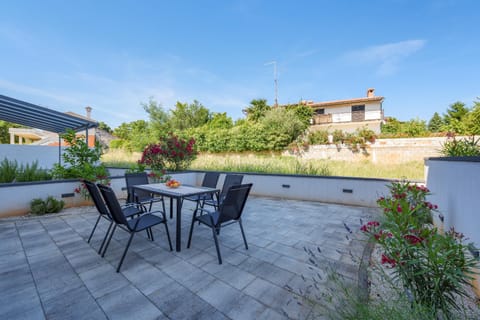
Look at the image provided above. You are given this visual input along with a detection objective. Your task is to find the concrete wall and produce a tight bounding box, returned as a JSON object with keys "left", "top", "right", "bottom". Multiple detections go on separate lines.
{"left": 0, "top": 144, "right": 65, "bottom": 168}
{"left": 0, "top": 170, "right": 391, "bottom": 217}
{"left": 425, "top": 157, "right": 480, "bottom": 249}
{"left": 425, "top": 157, "right": 480, "bottom": 295}
{"left": 298, "top": 137, "right": 446, "bottom": 164}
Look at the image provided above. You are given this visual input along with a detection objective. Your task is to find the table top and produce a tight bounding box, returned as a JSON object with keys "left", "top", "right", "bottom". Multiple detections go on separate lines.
{"left": 133, "top": 183, "right": 219, "bottom": 198}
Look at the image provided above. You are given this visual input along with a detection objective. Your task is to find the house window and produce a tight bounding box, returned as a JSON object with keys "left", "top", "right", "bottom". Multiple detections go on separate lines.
{"left": 315, "top": 108, "right": 325, "bottom": 115}
{"left": 351, "top": 105, "right": 365, "bottom": 112}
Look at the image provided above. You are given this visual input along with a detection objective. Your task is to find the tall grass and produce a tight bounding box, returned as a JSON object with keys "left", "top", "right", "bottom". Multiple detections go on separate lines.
{"left": 103, "top": 150, "right": 425, "bottom": 180}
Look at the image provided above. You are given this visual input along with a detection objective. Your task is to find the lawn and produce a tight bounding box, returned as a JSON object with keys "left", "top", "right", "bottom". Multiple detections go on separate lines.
{"left": 102, "top": 150, "right": 425, "bottom": 180}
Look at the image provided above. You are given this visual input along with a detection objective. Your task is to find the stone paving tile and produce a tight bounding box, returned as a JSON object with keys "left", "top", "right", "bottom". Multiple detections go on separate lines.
{"left": 196, "top": 279, "right": 244, "bottom": 315}
{"left": 97, "top": 284, "right": 162, "bottom": 320}
{"left": 162, "top": 259, "right": 216, "bottom": 293}
{"left": 148, "top": 281, "right": 214, "bottom": 319}
{"left": 243, "top": 278, "right": 311, "bottom": 320}
{"left": 78, "top": 263, "right": 130, "bottom": 299}
{"left": 43, "top": 285, "right": 106, "bottom": 320}
{"left": 0, "top": 196, "right": 372, "bottom": 319}
{"left": 201, "top": 261, "right": 256, "bottom": 291}
{"left": 121, "top": 262, "right": 174, "bottom": 296}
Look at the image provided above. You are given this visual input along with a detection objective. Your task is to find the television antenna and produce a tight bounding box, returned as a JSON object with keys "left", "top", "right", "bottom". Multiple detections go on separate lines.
{"left": 264, "top": 61, "right": 278, "bottom": 107}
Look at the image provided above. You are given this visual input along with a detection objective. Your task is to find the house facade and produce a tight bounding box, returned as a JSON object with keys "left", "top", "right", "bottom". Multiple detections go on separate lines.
{"left": 303, "top": 88, "right": 385, "bottom": 133}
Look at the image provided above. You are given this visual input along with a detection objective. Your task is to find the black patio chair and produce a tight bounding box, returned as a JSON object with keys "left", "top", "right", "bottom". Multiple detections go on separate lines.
{"left": 187, "top": 183, "right": 252, "bottom": 264}
{"left": 125, "top": 172, "right": 166, "bottom": 213}
{"left": 98, "top": 184, "right": 172, "bottom": 272}
{"left": 202, "top": 174, "right": 244, "bottom": 210}
{"left": 83, "top": 180, "right": 143, "bottom": 254}
{"left": 184, "top": 172, "right": 220, "bottom": 210}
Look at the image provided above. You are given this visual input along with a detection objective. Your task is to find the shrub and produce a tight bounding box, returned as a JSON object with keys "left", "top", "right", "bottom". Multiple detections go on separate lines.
{"left": 0, "top": 158, "right": 52, "bottom": 183}
{"left": 441, "top": 135, "right": 480, "bottom": 156}
{"left": 140, "top": 133, "right": 197, "bottom": 171}
{"left": 16, "top": 161, "right": 51, "bottom": 182}
{"left": 30, "top": 196, "right": 64, "bottom": 215}
{"left": 51, "top": 129, "right": 110, "bottom": 199}
{"left": 362, "top": 181, "right": 478, "bottom": 318}
{"left": 0, "top": 158, "right": 18, "bottom": 183}
{"left": 308, "top": 130, "right": 329, "bottom": 145}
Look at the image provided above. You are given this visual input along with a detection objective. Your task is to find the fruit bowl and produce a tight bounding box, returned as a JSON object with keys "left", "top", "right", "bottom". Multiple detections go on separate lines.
{"left": 165, "top": 179, "right": 181, "bottom": 188}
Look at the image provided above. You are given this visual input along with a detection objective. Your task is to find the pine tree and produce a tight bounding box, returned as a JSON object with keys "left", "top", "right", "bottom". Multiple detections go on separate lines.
{"left": 427, "top": 112, "right": 443, "bottom": 132}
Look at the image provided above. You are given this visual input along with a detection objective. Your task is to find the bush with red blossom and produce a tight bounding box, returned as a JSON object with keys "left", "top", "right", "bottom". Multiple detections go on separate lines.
{"left": 139, "top": 133, "right": 198, "bottom": 172}
{"left": 361, "top": 180, "right": 477, "bottom": 318}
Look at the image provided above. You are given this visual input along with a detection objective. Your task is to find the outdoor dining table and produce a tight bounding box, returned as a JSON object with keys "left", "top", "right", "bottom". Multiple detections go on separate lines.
{"left": 132, "top": 183, "right": 219, "bottom": 252}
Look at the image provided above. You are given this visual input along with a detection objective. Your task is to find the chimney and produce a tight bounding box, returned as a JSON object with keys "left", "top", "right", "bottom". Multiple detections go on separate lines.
{"left": 367, "top": 88, "right": 375, "bottom": 98}
{"left": 85, "top": 106, "right": 92, "bottom": 119}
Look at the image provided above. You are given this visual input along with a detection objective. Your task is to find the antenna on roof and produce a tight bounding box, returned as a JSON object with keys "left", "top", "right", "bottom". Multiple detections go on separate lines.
{"left": 264, "top": 61, "right": 278, "bottom": 107}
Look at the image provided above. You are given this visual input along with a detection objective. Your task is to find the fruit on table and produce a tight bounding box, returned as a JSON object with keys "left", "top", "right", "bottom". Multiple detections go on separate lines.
{"left": 166, "top": 179, "right": 181, "bottom": 188}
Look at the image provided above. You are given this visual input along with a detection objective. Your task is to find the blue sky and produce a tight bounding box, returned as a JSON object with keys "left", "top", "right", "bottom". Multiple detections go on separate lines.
{"left": 0, "top": 0, "right": 479, "bottom": 128}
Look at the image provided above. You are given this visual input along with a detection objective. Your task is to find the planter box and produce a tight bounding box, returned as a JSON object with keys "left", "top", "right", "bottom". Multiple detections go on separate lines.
{"left": 425, "top": 156, "right": 480, "bottom": 296}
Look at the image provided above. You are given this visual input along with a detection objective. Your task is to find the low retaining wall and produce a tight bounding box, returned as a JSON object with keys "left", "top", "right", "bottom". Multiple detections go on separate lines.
{"left": 0, "top": 170, "right": 391, "bottom": 218}
{"left": 296, "top": 137, "right": 447, "bottom": 164}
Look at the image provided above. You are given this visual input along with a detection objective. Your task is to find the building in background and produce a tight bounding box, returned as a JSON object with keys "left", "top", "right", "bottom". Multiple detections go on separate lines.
{"left": 8, "top": 106, "right": 115, "bottom": 148}
{"left": 302, "top": 88, "right": 385, "bottom": 134}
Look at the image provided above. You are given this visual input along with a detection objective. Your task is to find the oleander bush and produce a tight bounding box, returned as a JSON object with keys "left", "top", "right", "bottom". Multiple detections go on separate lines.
{"left": 441, "top": 135, "right": 480, "bottom": 156}
{"left": 362, "top": 181, "right": 478, "bottom": 319}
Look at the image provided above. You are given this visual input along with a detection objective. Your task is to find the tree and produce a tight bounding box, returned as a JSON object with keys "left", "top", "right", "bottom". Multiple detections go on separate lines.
{"left": 286, "top": 103, "right": 313, "bottom": 128}
{"left": 142, "top": 97, "right": 170, "bottom": 137}
{"left": 381, "top": 117, "right": 402, "bottom": 135}
{"left": 465, "top": 100, "right": 480, "bottom": 135}
{"left": 112, "top": 120, "right": 152, "bottom": 151}
{"left": 243, "top": 99, "right": 271, "bottom": 122}
{"left": 169, "top": 100, "right": 210, "bottom": 131}
{"left": 427, "top": 112, "right": 443, "bottom": 132}
{"left": 443, "top": 101, "right": 469, "bottom": 124}
{"left": 0, "top": 121, "right": 22, "bottom": 144}
{"left": 97, "top": 121, "right": 112, "bottom": 133}
{"left": 207, "top": 112, "right": 233, "bottom": 129}
{"left": 402, "top": 118, "right": 427, "bottom": 137}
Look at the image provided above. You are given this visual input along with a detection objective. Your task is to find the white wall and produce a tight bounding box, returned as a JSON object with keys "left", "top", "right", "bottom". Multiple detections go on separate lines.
{"left": 426, "top": 157, "right": 480, "bottom": 249}
{"left": 0, "top": 170, "right": 391, "bottom": 217}
{"left": 0, "top": 144, "right": 64, "bottom": 169}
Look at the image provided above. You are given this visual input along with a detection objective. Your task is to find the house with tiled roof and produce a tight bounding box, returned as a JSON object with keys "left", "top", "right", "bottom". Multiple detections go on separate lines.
{"left": 302, "top": 88, "right": 385, "bottom": 133}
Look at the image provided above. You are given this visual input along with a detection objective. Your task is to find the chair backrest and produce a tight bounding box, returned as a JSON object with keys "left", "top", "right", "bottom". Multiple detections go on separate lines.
{"left": 220, "top": 174, "right": 244, "bottom": 198}
{"left": 83, "top": 180, "right": 110, "bottom": 217}
{"left": 97, "top": 184, "right": 130, "bottom": 227}
{"left": 125, "top": 172, "right": 150, "bottom": 202}
{"left": 218, "top": 183, "right": 252, "bottom": 225}
{"left": 201, "top": 172, "right": 220, "bottom": 188}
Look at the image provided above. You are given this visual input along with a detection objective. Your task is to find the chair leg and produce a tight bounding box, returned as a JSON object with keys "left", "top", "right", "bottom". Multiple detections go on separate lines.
{"left": 149, "top": 227, "right": 154, "bottom": 241}
{"left": 117, "top": 232, "right": 135, "bottom": 273}
{"left": 164, "top": 223, "right": 173, "bottom": 251}
{"left": 187, "top": 211, "right": 197, "bottom": 248}
{"left": 102, "top": 224, "right": 117, "bottom": 257}
{"left": 87, "top": 215, "right": 102, "bottom": 243}
{"left": 146, "top": 228, "right": 152, "bottom": 241}
{"left": 98, "top": 221, "right": 114, "bottom": 254}
{"left": 239, "top": 219, "right": 248, "bottom": 250}
{"left": 212, "top": 226, "right": 222, "bottom": 264}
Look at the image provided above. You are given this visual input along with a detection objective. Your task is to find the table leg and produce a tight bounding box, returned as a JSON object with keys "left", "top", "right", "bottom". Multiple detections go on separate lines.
{"left": 176, "top": 198, "right": 183, "bottom": 252}
{"left": 170, "top": 198, "right": 173, "bottom": 219}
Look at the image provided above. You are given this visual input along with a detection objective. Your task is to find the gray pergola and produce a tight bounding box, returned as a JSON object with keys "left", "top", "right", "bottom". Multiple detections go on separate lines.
{"left": 0, "top": 94, "right": 98, "bottom": 164}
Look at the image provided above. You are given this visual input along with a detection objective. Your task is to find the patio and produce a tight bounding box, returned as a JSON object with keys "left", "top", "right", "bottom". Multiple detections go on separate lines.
{"left": 0, "top": 196, "right": 377, "bottom": 320}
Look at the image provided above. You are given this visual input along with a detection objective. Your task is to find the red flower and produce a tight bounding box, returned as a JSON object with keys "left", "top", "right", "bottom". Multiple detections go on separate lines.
{"left": 404, "top": 234, "right": 423, "bottom": 245}
{"left": 397, "top": 205, "right": 402, "bottom": 213}
{"left": 381, "top": 254, "right": 396, "bottom": 267}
